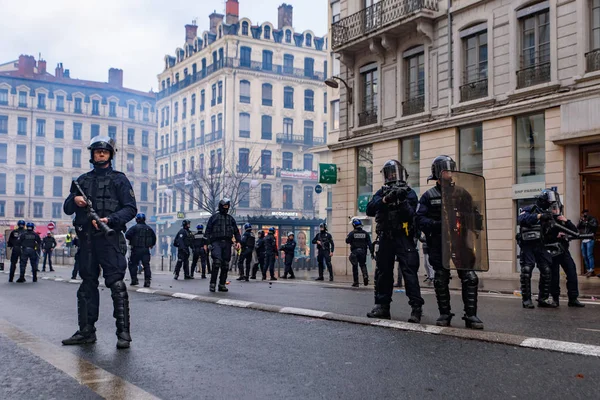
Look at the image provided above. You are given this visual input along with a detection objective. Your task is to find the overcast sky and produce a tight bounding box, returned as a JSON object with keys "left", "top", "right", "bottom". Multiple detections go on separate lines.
{"left": 0, "top": 0, "right": 328, "bottom": 92}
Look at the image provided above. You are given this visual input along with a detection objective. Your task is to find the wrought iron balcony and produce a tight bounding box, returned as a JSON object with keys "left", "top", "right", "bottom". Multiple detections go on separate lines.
{"left": 276, "top": 133, "right": 324, "bottom": 146}
{"left": 402, "top": 95, "right": 424, "bottom": 116}
{"left": 586, "top": 49, "right": 600, "bottom": 73}
{"left": 178, "top": 142, "right": 186, "bottom": 151}
{"left": 516, "top": 61, "right": 551, "bottom": 89}
{"left": 331, "top": 0, "right": 438, "bottom": 50}
{"left": 259, "top": 167, "right": 275, "bottom": 176}
{"left": 237, "top": 165, "right": 252, "bottom": 173}
{"left": 460, "top": 78, "right": 488, "bottom": 102}
{"left": 205, "top": 130, "right": 223, "bottom": 143}
{"left": 358, "top": 108, "right": 378, "bottom": 127}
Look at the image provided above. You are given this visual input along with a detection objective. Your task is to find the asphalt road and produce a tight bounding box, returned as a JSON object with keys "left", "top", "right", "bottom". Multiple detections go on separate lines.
{"left": 1, "top": 280, "right": 599, "bottom": 399}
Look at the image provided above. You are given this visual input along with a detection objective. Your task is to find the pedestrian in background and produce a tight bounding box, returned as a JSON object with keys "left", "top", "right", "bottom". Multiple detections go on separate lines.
{"left": 41, "top": 232, "right": 57, "bottom": 272}
{"left": 578, "top": 209, "right": 598, "bottom": 277}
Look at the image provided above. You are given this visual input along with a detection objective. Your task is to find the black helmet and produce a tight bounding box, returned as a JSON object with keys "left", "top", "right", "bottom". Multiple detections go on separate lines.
{"left": 537, "top": 189, "right": 561, "bottom": 214}
{"left": 135, "top": 213, "right": 146, "bottom": 223}
{"left": 244, "top": 223, "right": 252, "bottom": 231}
{"left": 182, "top": 219, "right": 191, "bottom": 228}
{"left": 219, "top": 198, "right": 231, "bottom": 214}
{"left": 268, "top": 227, "right": 275, "bottom": 234}
{"left": 88, "top": 136, "right": 117, "bottom": 166}
{"left": 17, "top": 220, "right": 25, "bottom": 227}
{"left": 428, "top": 155, "right": 456, "bottom": 182}
{"left": 320, "top": 223, "right": 327, "bottom": 231}
{"left": 381, "top": 160, "right": 408, "bottom": 186}
{"left": 26, "top": 222, "right": 35, "bottom": 230}
{"left": 258, "top": 230, "right": 265, "bottom": 238}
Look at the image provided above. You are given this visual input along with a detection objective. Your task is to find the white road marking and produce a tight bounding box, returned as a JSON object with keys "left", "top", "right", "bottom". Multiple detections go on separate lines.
{"left": 216, "top": 299, "right": 253, "bottom": 308}
{"left": 136, "top": 288, "right": 157, "bottom": 294}
{"left": 279, "top": 307, "right": 329, "bottom": 318}
{"left": 520, "top": 338, "right": 600, "bottom": 357}
{"left": 171, "top": 293, "right": 198, "bottom": 300}
{"left": 577, "top": 328, "right": 600, "bottom": 333}
{"left": 371, "top": 320, "right": 445, "bottom": 334}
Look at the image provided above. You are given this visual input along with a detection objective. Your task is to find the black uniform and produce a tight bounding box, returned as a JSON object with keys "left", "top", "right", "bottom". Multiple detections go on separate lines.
{"left": 545, "top": 217, "right": 582, "bottom": 305}
{"left": 517, "top": 205, "right": 555, "bottom": 308}
{"left": 312, "top": 231, "right": 334, "bottom": 280}
{"left": 367, "top": 186, "right": 423, "bottom": 311}
{"left": 205, "top": 212, "right": 242, "bottom": 289}
{"left": 7, "top": 227, "right": 26, "bottom": 282}
{"left": 238, "top": 230, "right": 256, "bottom": 280}
{"left": 17, "top": 230, "right": 42, "bottom": 282}
{"left": 125, "top": 222, "right": 157, "bottom": 285}
{"left": 416, "top": 183, "right": 481, "bottom": 325}
{"left": 346, "top": 227, "right": 373, "bottom": 286}
{"left": 253, "top": 233, "right": 267, "bottom": 279}
{"left": 281, "top": 238, "right": 297, "bottom": 279}
{"left": 63, "top": 166, "right": 137, "bottom": 345}
{"left": 173, "top": 227, "right": 193, "bottom": 279}
{"left": 71, "top": 236, "right": 80, "bottom": 279}
{"left": 264, "top": 232, "right": 278, "bottom": 280}
{"left": 191, "top": 230, "right": 209, "bottom": 278}
{"left": 41, "top": 235, "right": 57, "bottom": 271}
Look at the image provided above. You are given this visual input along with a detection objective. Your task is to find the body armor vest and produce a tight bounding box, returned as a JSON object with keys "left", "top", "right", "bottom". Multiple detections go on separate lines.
{"left": 176, "top": 229, "right": 193, "bottom": 248}
{"left": 9, "top": 228, "right": 25, "bottom": 248}
{"left": 193, "top": 232, "right": 206, "bottom": 250}
{"left": 42, "top": 237, "right": 55, "bottom": 250}
{"left": 242, "top": 232, "right": 256, "bottom": 249}
{"left": 210, "top": 214, "right": 235, "bottom": 240}
{"left": 133, "top": 224, "right": 154, "bottom": 248}
{"left": 350, "top": 229, "right": 368, "bottom": 251}
{"left": 519, "top": 225, "right": 542, "bottom": 242}
{"left": 20, "top": 232, "right": 38, "bottom": 249}
{"left": 425, "top": 186, "right": 442, "bottom": 221}
{"left": 255, "top": 238, "right": 266, "bottom": 255}
{"left": 77, "top": 172, "right": 120, "bottom": 220}
{"left": 317, "top": 232, "right": 332, "bottom": 252}
{"left": 264, "top": 235, "right": 277, "bottom": 253}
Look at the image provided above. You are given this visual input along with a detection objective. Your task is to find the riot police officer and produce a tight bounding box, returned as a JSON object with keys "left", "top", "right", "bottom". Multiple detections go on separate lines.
{"left": 237, "top": 223, "right": 256, "bottom": 281}
{"left": 312, "top": 223, "right": 335, "bottom": 281}
{"left": 517, "top": 189, "right": 559, "bottom": 309}
{"left": 174, "top": 220, "right": 194, "bottom": 280}
{"left": 191, "top": 224, "right": 209, "bottom": 279}
{"left": 253, "top": 230, "right": 267, "bottom": 280}
{"left": 366, "top": 160, "right": 423, "bottom": 322}
{"left": 346, "top": 218, "right": 374, "bottom": 288}
{"left": 205, "top": 199, "right": 242, "bottom": 292}
{"left": 264, "top": 227, "right": 278, "bottom": 280}
{"left": 41, "top": 232, "right": 57, "bottom": 272}
{"left": 62, "top": 136, "right": 137, "bottom": 349}
{"left": 416, "top": 155, "right": 484, "bottom": 329}
{"left": 16, "top": 222, "right": 41, "bottom": 283}
{"left": 281, "top": 232, "right": 296, "bottom": 279}
{"left": 7, "top": 220, "right": 26, "bottom": 282}
{"left": 125, "top": 213, "right": 157, "bottom": 287}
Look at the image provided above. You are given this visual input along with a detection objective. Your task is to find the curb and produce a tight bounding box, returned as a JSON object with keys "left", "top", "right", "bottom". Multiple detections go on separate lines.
{"left": 4, "top": 270, "right": 600, "bottom": 358}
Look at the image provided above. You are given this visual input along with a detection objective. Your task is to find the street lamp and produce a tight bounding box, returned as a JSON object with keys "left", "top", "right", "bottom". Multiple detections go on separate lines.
{"left": 324, "top": 76, "right": 353, "bottom": 105}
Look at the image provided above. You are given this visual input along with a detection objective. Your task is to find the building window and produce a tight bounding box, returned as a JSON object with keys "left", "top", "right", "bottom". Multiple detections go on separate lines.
{"left": 239, "top": 148, "right": 250, "bottom": 173}
{"left": 55, "top": 121, "right": 64, "bottom": 138}
{"left": 34, "top": 176, "right": 44, "bottom": 196}
{"left": 304, "top": 186, "right": 314, "bottom": 210}
{"left": 241, "top": 46, "right": 252, "bottom": 67}
{"left": 240, "top": 80, "right": 251, "bottom": 103}
{"left": 16, "top": 174, "right": 25, "bottom": 195}
{"left": 54, "top": 147, "right": 64, "bottom": 167}
{"left": 211, "top": 84, "right": 216, "bottom": 106}
{"left": 242, "top": 21, "right": 249, "bottom": 35}
{"left": 304, "top": 154, "right": 313, "bottom": 171}
{"left": 517, "top": 4, "right": 550, "bottom": 88}
{"left": 143, "top": 107, "right": 149, "bottom": 121}
{"left": 284, "top": 54, "right": 294, "bottom": 74}
{"left": 142, "top": 130, "right": 149, "bottom": 147}
{"left": 52, "top": 203, "right": 62, "bottom": 219}
{"left": 282, "top": 152, "right": 293, "bottom": 170}
{"left": 357, "top": 146, "right": 373, "bottom": 215}
{"left": 285, "top": 30, "right": 292, "bottom": 43}
{"left": 108, "top": 126, "right": 117, "bottom": 141}
{"left": 19, "top": 91, "right": 27, "bottom": 107}
{"left": 304, "top": 58, "right": 314, "bottom": 78}
{"left": 129, "top": 104, "right": 136, "bottom": 119}
{"left": 109, "top": 101, "right": 117, "bottom": 117}
{"left": 284, "top": 87, "right": 294, "bottom": 109}
{"left": 73, "top": 149, "right": 82, "bottom": 168}
{"left": 0, "top": 173, "right": 5, "bottom": 193}
{"left": 142, "top": 155, "right": 149, "bottom": 173}
{"left": 91, "top": 124, "right": 100, "bottom": 138}
{"left": 33, "top": 202, "right": 43, "bottom": 218}
{"left": 261, "top": 184, "right": 272, "bottom": 208}
{"left": 239, "top": 113, "right": 250, "bottom": 138}
{"left": 126, "top": 154, "right": 134, "bottom": 172}
{"left": 182, "top": 98, "right": 187, "bottom": 120}
{"left": 17, "top": 144, "right": 26, "bottom": 164}
{"left": 165, "top": 106, "right": 170, "bottom": 125}
{"left": 304, "top": 89, "right": 314, "bottom": 112}
{"left": 239, "top": 182, "right": 250, "bottom": 208}
{"left": 261, "top": 115, "right": 272, "bottom": 140}
{"left": 200, "top": 90, "right": 205, "bottom": 111}
{"left": 74, "top": 97, "right": 82, "bottom": 113}
{"left": 14, "top": 201, "right": 25, "bottom": 218}
{"left": 218, "top": 113, "right": 223, "bottom": 134}
{"left": 516, "top": 113, "right": 545, "bottom": 183}
{"left": 37, "top": 93, "right": 46, "bottom": 109}
{"left": 141, "top": 182, "right": 148, "bottom": 202}
{"left": 305, "top": 34, "right": 312, "bottom": 47}
{"left": 218, "top": 81, "right": 223, "bottom": 103}
{"left": 0, "top": 115, "right": 7, "bottom": 134}
{"left": 283, "top": 118, "right": 293, "bottom": 137}
{"left": 73, "top": 123, "right": 82, "bottom": 140}
{"left": 264, "top": 25, "right": 271, "bottom": 40}
{"left": 401, "top": 136, "right": 420, "bottom": 189}
{"left": 35, "top": 146, "right": 45, "bottom": 166}
{"left": 17, "top": 117, "right": 27, "bottom": 135}
{"left": 128, "top": 128, "right": 135, "bottom": 145}
{"left": 358, "top": 63, "right": 379, "bottom": 126}
{"left": 173, "top": 161, "right": 178, "bottom": 176}
{"left": 459, "top": 124, "right": 483, "bottom": 175}
{"left": 174, "top": 102, "right": 179, "bottom": 122}
{"left": 324, "top": 93, "right": 328, "bottom": 113}
{"left": 53, "top": 177, "right": 63, "bottom": 197}
{"left": 36, "top": 119, "right": 46, "bottom": 136}
{"left": 261, "top": 150, "right": 272, "bottom": 175}
{"left": 304, "top": 120, "right": 314, "bottom": 145}
{"left": 460, "top": 26, "right": 488, "bottom": 102}
{"left": 403, "top": 47, "right": 425, "bottom": 116}
{"left": 332, "top": 0, "right": 340, "bottom": 23}
{"left": 0, "top": 144, "right": 6, "bottom": 163}
{"left": 262, "top": 50, "right": 273, "bottom": 71}
{"left": 56, "top": 95, "right": 65, "bottom": 111}
{"left": 324, "top": 122, "right": 327, "bottom": 143}
{"left": 92, "top": 99, "right": 100, "bottom": 115}
{"left": 588, "top": 0, "right": 600, "bottom": 72}
{"left": 283, "top": 185, "right": 293, "bottom": 209}
{"left": 261, "top": 83, "right": 273, "bottom": 106}
{"left": 0, "top": 89, "right": 8, "bottom": 105}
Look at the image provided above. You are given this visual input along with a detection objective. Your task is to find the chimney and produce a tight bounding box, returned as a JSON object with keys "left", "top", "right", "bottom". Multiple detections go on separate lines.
{"left": 17, "top": 55, "right": 36, "bottom": 77}
{"left": 277, "top": 3, "right": 293, "bottom": 29}
{"left": 209, "top": 11, "right": 224, "bottom": 33}
{"left": 185, "top": 23, "right": 198, "bottom": 45}
{"left": 38, "top": 59, "right": 47, "bottom": 75}
{"left": 226, "top": 0, "right": 239, "bottom": 25}
{"left": 108, "top": 68, "right": 124, "bottom": 87}
{"left": 55, "top": 63, "right": 64, "bottom": 78}
{"left": 64, "top": 69, "right": 70, "bottom": 78}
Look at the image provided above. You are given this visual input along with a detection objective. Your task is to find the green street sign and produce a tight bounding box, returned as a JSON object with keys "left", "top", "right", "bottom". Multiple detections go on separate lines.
{"left": 357, "top": 194, "right": 371, "bottom": 213}
{"left": 319, "top": 163, "right": 338, "bottom": 184}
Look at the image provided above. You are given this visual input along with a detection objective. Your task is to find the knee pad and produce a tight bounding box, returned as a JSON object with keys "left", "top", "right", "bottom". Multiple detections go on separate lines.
{"left": 434, "top": 269, "right": 450, "bottom": 285}
{"left": 520, "top": 264, "right": 533, "bottom": 276}
{"left": 462, "top": 270, "right": 478, "bottom": 287}
{"left": 109, "top": 280, "right": 127, "bottom": 293}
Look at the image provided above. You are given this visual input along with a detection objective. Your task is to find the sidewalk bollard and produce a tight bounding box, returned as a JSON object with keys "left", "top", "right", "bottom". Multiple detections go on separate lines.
{"left": 161, "top": 256, "right": 164, "bottom": 271}
{"left": 169, "top": 255, "right": 172, "bottom": 272}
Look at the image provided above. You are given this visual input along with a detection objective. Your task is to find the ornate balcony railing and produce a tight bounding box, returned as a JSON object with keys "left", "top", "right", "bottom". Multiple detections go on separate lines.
{"left": 331, "top": 0, "right": 438, "bottom": 49}
{"left": 586, "top": 49, "right": 600, "bottom": 73}
{"left": 276, "top": 133, "right": 325, "bottom": 146}
{"left": 402, "top": 95, "right": 424, "bottom": 116}
{"left": 460, "top": 78, "right": 488, "bottom": 102}
{"left": 358, "top": 108, "right": 378, "bottom": 127}
{"left": 516, "top": 61, "right": 551, "bottom": 89}
{"left": 205, "top": 130, "right": 223, "bottom": 143}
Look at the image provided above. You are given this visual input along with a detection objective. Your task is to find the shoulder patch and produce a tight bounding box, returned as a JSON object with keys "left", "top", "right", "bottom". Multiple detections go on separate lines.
{"left": 130, "top": 189, "right": 135, "bottom": 198}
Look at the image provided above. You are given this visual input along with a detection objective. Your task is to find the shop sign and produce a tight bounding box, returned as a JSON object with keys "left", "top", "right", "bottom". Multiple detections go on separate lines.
{"left": 281, "top": 169, "right": 318, "bottom": 180}
{"left": 319, "top": 163, "right": 338, "bottom": 184}
{"left": 271, "top": 211, "right": 300, "bottom": 217}
{"left": 512, "top": 182, "right": 545, "bottom": 199}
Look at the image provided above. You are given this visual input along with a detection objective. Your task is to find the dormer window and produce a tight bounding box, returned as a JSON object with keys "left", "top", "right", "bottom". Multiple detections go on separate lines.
{"left": 306, "top": 34, "right": 312, "bottom": 47}
{"left": 285, "top": 30, "right": 292, "bottom": 43}
{"left": 264, "top": 26, "right": 271, "bottom": 39}
{"left": 242, "top": 21, "right": 249, "bottom": 35}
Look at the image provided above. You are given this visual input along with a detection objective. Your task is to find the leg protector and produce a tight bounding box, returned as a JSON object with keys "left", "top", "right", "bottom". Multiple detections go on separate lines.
{"left": 460, "top": 270, "right": 479, "bottom": 317}
{"left": 109, "top": 280, "right": 131, "bottom": 346}
{"left": 219, "top": 260, "right": 229, "bottom": 286}
{"left": 520, "top": 264, "right": 534, "bottom": 305}
{"left": 433, "top": 268, "right": 451, "bottom": 315}
{"left": 210, "top": 259, "right": 221, "bottom": 285}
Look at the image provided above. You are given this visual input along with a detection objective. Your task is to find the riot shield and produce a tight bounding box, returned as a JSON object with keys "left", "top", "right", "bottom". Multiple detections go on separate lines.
{"left": 441, "top": 171, "right": 489, "bottom": 271}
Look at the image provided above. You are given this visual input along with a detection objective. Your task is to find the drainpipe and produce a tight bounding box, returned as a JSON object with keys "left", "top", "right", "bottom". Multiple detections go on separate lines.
{"left": 447, "top": 0, "right": 453, "bottom": 114}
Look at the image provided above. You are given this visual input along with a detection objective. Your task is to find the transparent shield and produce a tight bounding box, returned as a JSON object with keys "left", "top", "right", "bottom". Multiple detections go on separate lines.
{"left": 441, "top": 171, "right": 489, "bottom": 271}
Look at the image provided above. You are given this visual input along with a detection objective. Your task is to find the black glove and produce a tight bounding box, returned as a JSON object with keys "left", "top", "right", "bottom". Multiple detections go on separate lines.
{"left": 540, "top": 213, "right": 553, "bottom": 223}
{"left": 396, "top": 187, "right": 408, "bottom": 202}
{"left": 384, "top": 190, "right": 398, "bottom": 204}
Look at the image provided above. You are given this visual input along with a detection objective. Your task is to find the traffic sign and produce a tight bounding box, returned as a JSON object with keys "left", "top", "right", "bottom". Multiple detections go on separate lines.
{"left": 47, "top": 222, "right": 56, "bottom": 231}
{"left": 315, "top": 185, "right": 323, "bottom": 194}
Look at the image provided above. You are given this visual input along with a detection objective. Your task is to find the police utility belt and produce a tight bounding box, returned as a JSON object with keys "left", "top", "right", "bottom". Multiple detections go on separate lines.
{"left": 516, "top": 226, "right": 542, "bottom": 243}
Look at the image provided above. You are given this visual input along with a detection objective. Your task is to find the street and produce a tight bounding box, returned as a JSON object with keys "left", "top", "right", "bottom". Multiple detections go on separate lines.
{"left": 1, "top": 270, "right": 599, "bottom": 399}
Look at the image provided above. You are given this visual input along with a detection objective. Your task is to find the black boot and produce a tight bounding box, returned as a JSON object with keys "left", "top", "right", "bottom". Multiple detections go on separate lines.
{"left": 568, "top": 298, "right": 585, "bottom": 308}
{"left": 144, "top": 280, "right": 151, "bottom": 288}
{"left": 62, "top": 325, "right": 97, "bottom": 345}
{"left": 552, "top": 295, "right": 560, "bottom": 307}
{"left": 436, "top": 313, "right": 455, "bottom": 327}
{"left": 434, "top": 270, "right": 452, "bottom": 326}
{"left": 520, "top": 268, "right": 534, "bottom": 308}
{"left": 522, "top": 299, "right": 535, "bottom": 309}
{"left": 463, "top": 315, "right": 484, "bottom": 330}
{"left": 130, "top": 279, "right": 139, "bottom": 286}
{"left": 408, "top": 307, "right": 422, "bottom": 323}
{"left": 363, "top": 277, "right": 369, "bottom": 286}
{"left": 461, "top": 272, "right": 483, "bottom": 329}
{"left": 110, "top": 281, "right": 131, "bottom": 349}
{"left": 366, "top": 304, "right": 391, "bottom": 319}
{"left": 218, "top": 284, "right": 229, "bottom": 292}
{"left": 538, "top": 267, "right": 558, "bottom": 308}
{"left": 209, "top": 283, "right": 216, "bottom": 292}
{"left": 16, "top": 276, "right": 26, "bottom": 283}
{"left": 538, "top": 298, "right": 558, "bottom": 308}
{"left": 351, "top": 282, "right": 359, "bottom": 287}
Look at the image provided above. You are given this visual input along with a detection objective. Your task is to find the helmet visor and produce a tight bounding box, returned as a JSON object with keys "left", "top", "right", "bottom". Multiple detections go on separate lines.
{"left": 382, "top": 163, "right": 408, "bottom": 185}
{"left": 434, "top": 159, "right": 456, "bottom": 180}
